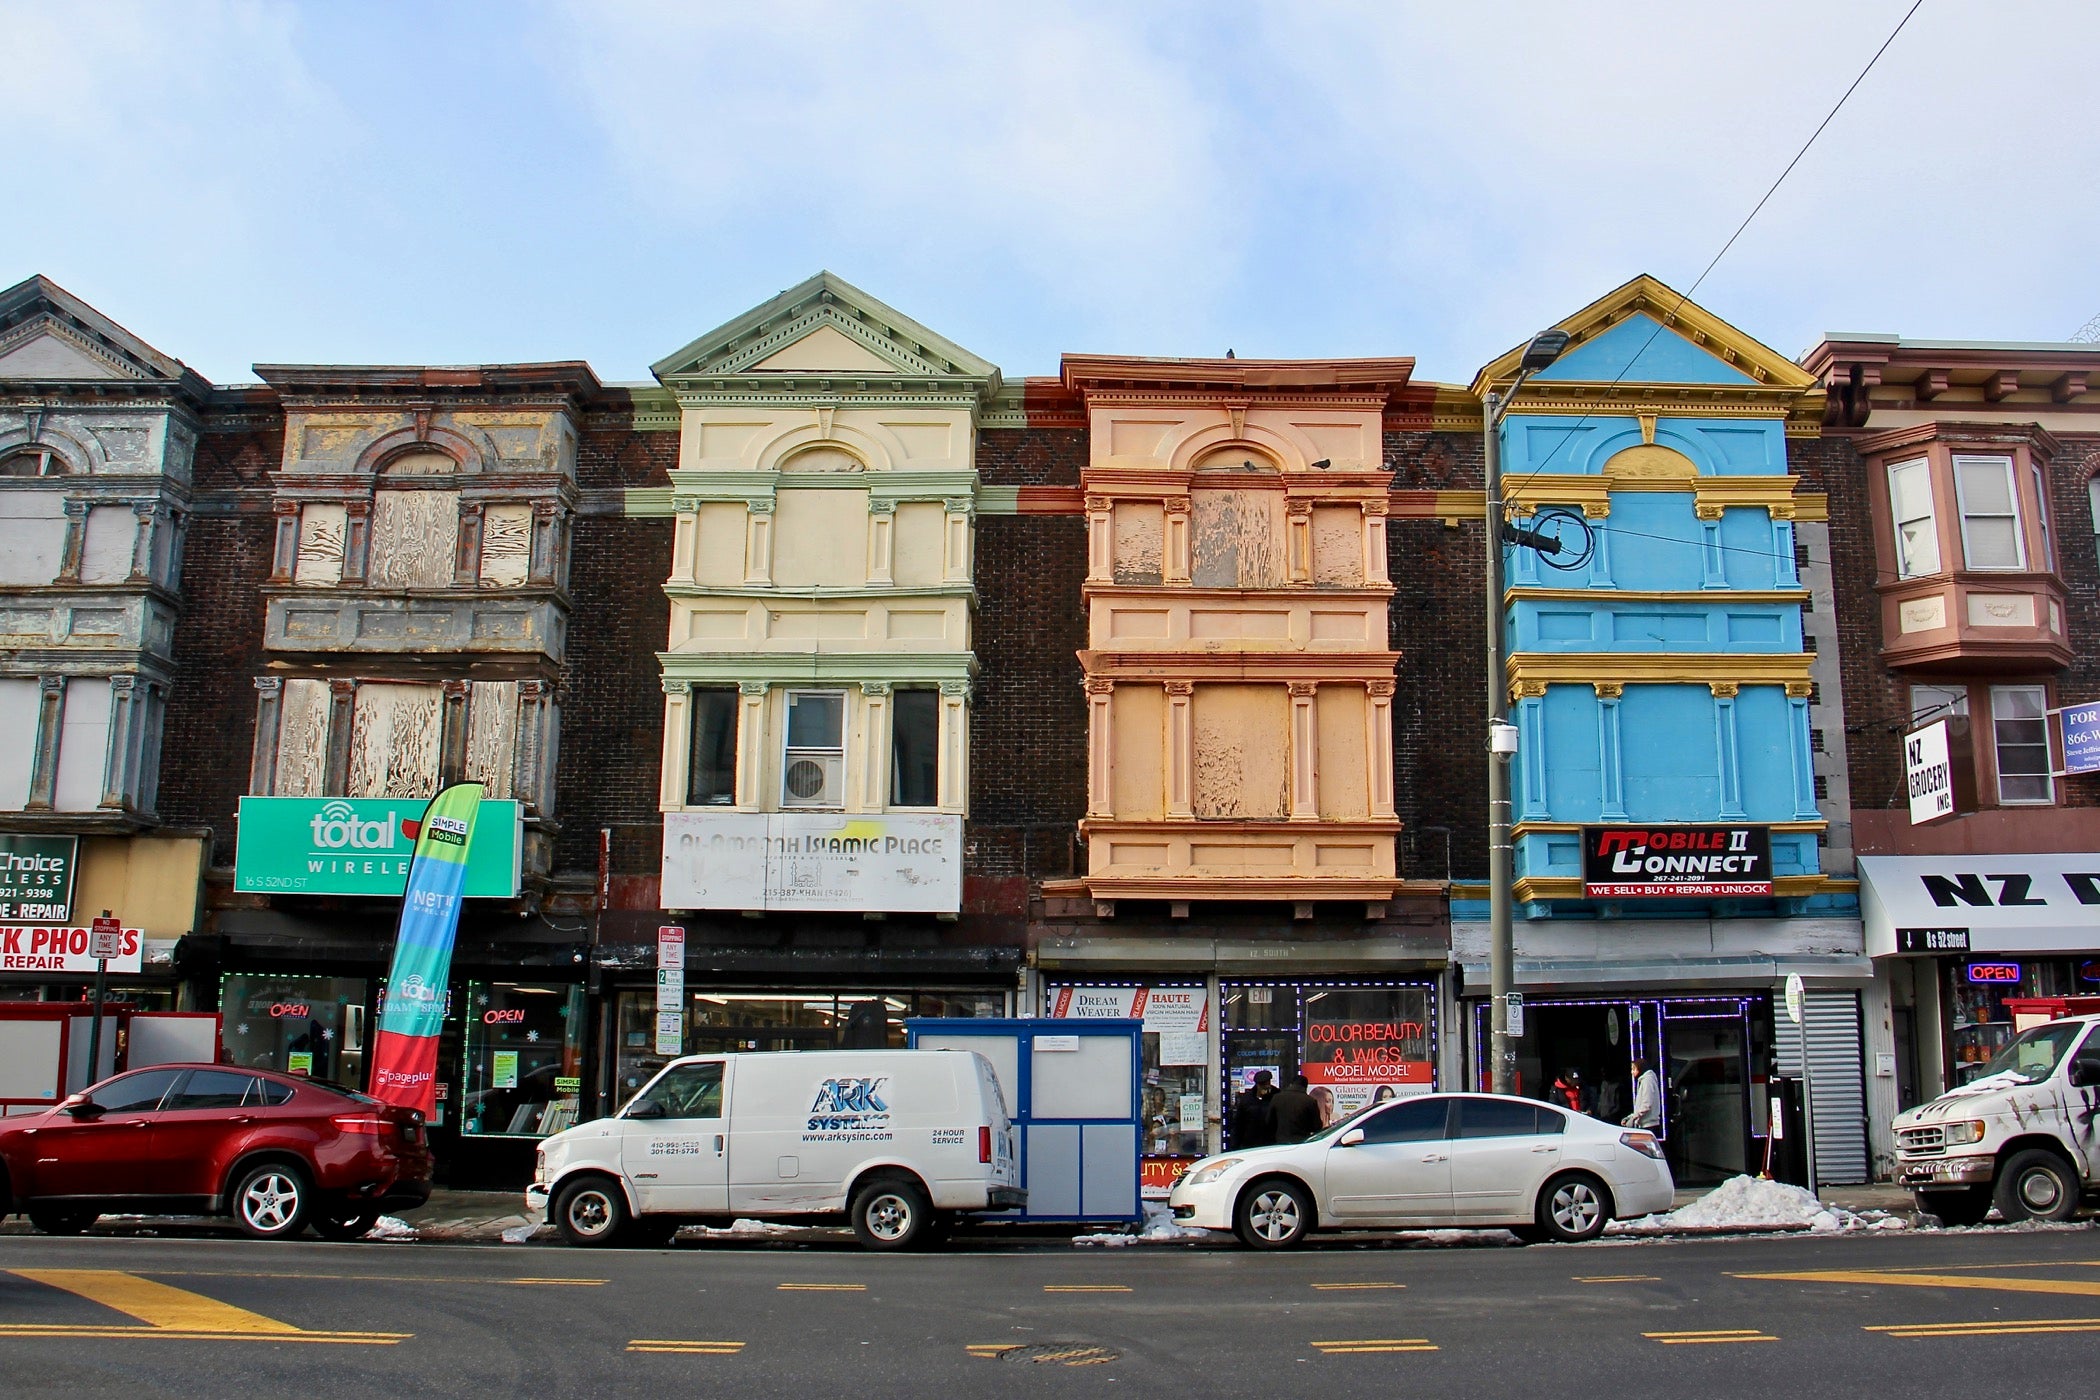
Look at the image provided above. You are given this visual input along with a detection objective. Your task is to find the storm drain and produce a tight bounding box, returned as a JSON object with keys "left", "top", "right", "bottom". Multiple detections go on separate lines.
{"left": 967, "top": 1342, "right": 1119, "bottom": 1366}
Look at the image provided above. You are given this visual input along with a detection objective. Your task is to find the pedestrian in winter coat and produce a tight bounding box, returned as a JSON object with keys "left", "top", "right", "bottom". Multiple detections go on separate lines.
{"left": 1622, "top": 1057, "right": 1662, "bottom": 1130}
{"left": 1268, "top": 1074, "right": 1325, "bottom": 1142}
{"left": 1232, "top": 1071, "right": 1277, "bottom": 1147}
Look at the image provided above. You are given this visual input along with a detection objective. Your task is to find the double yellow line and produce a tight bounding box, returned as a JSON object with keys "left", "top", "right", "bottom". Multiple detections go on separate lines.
{"left": 1644, "top": 1329, "right": 1778, "bottom": 1345}
{"left": 1869, "top": 1316, "right": 2100, "bottom": 1339}
{"left": 627, "top": 1339, "right": 745, "bottom": 1355}
{"left": 1313, "top": 1338, "right": 1438, "bottom": 1355}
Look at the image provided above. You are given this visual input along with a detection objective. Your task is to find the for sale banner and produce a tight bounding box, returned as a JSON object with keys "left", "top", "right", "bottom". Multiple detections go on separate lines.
{"left": 1581, "top": 824, "right": 1773, "bottom": 898}
{"left": 368, "top": 783, "right": 483, "bottom": 1117}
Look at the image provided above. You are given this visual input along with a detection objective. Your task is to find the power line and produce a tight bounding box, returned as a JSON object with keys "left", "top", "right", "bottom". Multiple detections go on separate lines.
{"left": 1493, "top": 1, "right": 1928, "bottom": 500}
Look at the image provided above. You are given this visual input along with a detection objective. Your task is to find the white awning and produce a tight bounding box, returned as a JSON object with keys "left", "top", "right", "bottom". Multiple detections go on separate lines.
{"left": 1859, "top": 854, "right": 2100, "bottom": 958}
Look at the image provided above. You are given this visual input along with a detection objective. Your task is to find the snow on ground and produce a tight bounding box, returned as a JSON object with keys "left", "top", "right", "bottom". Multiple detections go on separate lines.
{"left": 1610, "top": 1174, "right": 1906, "bottom": 1235}
{"left": 1073, "top": 1202, "right": 1218, "bottom": 1245}
{"left": 499, "top": 1223, "right": 541, "bottom": 1243}
{"left": 368, "top": 1215, "right": 417, "bottom": 1239}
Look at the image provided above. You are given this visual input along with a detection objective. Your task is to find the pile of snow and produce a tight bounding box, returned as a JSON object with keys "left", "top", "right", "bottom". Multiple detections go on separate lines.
{"left": 1073, "top": 1202, "right": 1217, "bottom": 1245}
{"left": 1611, "top": 1174, "right": 1906, "bottom": 1235}
{"left": 499, "top": 1223, "right": 541, "bottom": 1244}
{"left": 697, "top": 1218, "right": 806, "bottom": 1237}
{"left": 368, "top": 1215, "right": 417, "bottom": 1240}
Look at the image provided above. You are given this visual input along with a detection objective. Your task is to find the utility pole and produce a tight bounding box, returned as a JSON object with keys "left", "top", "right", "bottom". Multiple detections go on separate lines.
{"left": 1484, "top": 331, "right": 1570, "bottom": 1096}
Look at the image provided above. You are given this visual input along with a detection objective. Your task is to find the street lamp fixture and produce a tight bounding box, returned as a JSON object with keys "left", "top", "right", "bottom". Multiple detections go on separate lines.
{"left": 1483, "top": 328, "right": 1568, "bottom": 1096}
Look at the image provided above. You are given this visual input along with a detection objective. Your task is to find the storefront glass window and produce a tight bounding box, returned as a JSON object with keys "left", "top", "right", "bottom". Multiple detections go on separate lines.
{"left": 1226, "top": 982, "right": 1435, "bottom": 1136}
{"left": 219, "top": 973, "right": 370, "bottom": 1084}
{"left": 1947, "top": 958, "right": 2086, "bottom": 1083}
{"left": 461, "top": 983, "right": 585, "bottom": 1139}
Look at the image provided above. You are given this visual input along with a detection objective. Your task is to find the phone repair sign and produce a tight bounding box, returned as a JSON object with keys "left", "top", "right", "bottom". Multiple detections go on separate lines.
{"left": 1581, "top": 825, "right": 1773, "bottom": 898}
{"left": 1, "top": 924, "right": 144, "bottom": 974}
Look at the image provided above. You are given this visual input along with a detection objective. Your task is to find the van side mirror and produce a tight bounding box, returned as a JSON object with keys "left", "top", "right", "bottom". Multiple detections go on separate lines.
{"left": 1338, "top": 1127, "right": 1366, "bottom": 1147}
{"left": 625, "top": 1097, "right": 665, "bottom": 1120}
{"left": 2070, "top": 1058, "right": 2100, "bottom": 1089}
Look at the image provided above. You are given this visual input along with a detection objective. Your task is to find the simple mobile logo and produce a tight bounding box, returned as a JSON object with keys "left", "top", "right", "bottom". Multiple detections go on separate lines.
{"left": 426, "top": 814, "right": 471, "bottom": 847}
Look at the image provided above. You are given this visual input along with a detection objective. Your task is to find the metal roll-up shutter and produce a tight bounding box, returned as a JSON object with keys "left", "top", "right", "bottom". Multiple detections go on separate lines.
{"left": 1774, "top": 989, "right": 1869, "bottom": 1186}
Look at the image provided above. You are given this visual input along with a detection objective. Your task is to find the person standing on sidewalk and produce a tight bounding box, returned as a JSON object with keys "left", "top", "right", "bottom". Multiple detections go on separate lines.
{"left": 1622, "top": 1056, "right": 1662, "bottom": 1131}
{"left": 1232, "top": 1070, "right": 1277, "bottom": 1147}
{"left": 1268, "top": 1074, "right": 1324, "bottom": 1143}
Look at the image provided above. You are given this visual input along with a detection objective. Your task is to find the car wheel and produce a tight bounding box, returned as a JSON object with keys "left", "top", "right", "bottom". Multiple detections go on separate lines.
{"left": 850, "top": 1177, "right": 931, "bottom": 1251}
{"left": 1233, "top": 1178, "right": 1312, "bottom": 1250}
{"left": 27, "top": 1206, "right": 97, "bottom": 1236}
{"left": 1535, "top": 1172, "right": 1612, "bottom": 1243}
{"left": 1994, "top": 1149, "right": 2080, "bottom": 1223}
{"left": 310, "top": 1207, "right": 381, "bottom": 1241}
{"left": 1915, "top": 1188, "right": 1991, "bottom": 1228}
{"left": 231, "top": 1163, "right": 311, "bottom": 1240}
{"left": 554, "top": 1175, "right": 630, "bottom": 1247}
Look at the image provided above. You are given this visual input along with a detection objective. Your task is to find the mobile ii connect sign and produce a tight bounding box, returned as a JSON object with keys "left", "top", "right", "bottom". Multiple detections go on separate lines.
{"left": 1581, "top": 825, "right": 1773, "bottom": 898}
{"left": 233, "top": 796, "right": 521, "bottom": 898}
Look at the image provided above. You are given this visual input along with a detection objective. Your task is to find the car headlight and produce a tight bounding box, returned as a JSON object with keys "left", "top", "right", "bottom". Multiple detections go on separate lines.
{"left": 1184, "top": 1157, "right": 1244, "bottom": 1187}
{"left": 1619, "top": 1131, "right": 1665, "bottom": 1161}
{"left": 1943, "top": 1120, "right": 1987, "bottom": 1146}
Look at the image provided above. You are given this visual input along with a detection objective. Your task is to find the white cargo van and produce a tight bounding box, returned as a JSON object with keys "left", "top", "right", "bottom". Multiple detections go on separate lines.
{"left": 1893, "top": 1012, "right": 2100, "bottom": 1224}
{"left": 526, "top": 1049, "right": 1023, "bottom": 1250}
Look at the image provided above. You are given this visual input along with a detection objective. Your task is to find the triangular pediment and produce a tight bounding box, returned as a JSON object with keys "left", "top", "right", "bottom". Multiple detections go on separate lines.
{"left": 652, "top": 271, "right": 1000, "bottom": 391}
{"left": 1473, "top": 274, "right": 1817, "bottom": 397}
{"left": 0, "top": 276, "right": 204, "bottom": 391}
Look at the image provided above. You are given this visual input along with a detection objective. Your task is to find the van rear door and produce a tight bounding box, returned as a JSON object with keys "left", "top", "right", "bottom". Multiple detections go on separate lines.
{"left": 974, "top": 1052, "right": 1018, "bottom": 1187}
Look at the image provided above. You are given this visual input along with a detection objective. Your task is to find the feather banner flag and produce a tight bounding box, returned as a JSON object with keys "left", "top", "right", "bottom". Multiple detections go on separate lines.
{"left": 367, "top": 781, "right": 483, "bottom": 1117}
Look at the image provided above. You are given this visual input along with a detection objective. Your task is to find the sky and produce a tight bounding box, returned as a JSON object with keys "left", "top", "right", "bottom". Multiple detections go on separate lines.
{"left": 6, "top": 1, "right": 2096, "bottom": 388}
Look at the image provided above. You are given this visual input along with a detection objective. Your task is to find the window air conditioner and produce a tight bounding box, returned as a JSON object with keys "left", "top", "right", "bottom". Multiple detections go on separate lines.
{"left": 781, "top": 752, "right": 843, "bottom": 808}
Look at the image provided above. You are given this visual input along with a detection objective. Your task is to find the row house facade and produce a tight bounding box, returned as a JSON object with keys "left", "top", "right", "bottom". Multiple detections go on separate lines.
{"left": 1805, "top": 331, "right": 2100, "bottom": 1160}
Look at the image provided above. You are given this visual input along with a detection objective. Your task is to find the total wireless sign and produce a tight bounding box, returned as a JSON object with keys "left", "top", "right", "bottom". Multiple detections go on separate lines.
{"left": 233, "top": 796, "right": 522, "bottom": 898}
{"left": 1581, "top": 825, "right": 1773, "bottom": 898}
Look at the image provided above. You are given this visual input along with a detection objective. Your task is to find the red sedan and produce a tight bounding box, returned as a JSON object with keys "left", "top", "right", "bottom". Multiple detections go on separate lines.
{"left": 0, "top": 1063, "right": 432, "bottom": 1240}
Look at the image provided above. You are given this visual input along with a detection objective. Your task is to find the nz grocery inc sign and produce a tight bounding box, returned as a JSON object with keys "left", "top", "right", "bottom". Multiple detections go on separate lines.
{"left": 233, "top": 796, "right": 521, "bottom": 898}
{"left": 1581, "top": 824, "right": 1773, "bottom": 898}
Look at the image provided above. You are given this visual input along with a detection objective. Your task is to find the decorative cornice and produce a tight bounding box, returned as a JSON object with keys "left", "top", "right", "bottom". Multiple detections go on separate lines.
{"left": 659, "top": 651, "right": 978, "bottom": 684}
{"left": 1081, "top": 651, "right": 1399, "bottom": 682}
{"left": 1514, "top": 820, "right": 1829, "bottom": 836}
{"left": 1505, "top": 650, "right": 1814, "bottom": 700}
{"left": 1509, "top": 587, "right": 1810, "bottom": 604}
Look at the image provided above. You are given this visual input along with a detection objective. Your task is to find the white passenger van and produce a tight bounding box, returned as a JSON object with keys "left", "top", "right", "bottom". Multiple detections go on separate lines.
{"left": 526, "top": 1049, "right": 1022, "bottom": 1250}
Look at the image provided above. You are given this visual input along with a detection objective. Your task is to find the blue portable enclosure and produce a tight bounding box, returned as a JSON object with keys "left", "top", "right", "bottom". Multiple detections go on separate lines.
{"left": 906, "top": 1016, "right": 1141, "bottom": 1223}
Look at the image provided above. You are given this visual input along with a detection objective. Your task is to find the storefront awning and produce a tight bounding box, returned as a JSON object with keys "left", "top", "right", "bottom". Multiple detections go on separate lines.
{"left": 1859, "top": 854, "right": 2100, "bottom": 958}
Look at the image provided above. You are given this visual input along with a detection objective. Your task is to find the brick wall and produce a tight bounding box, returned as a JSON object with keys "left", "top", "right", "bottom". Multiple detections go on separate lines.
{"left": 158, "top": 407, "right": 282, "bottom": 864}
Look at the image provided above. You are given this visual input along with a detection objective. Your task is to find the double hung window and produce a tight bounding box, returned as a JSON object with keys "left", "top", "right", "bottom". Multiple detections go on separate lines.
{"left": 1953, "top": 455, "right": 2025, "bottom": 571}
{"left": 1887, "top": 459, "right": 1941, "bottom": 577}
{"left": 1990, "top": 685, "right": 2052, "bottom": 805}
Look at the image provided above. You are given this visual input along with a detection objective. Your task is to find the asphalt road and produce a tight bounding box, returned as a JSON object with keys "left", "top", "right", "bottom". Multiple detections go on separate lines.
{"left": 2, "top": 1226, "right": 2097, "bottom": 1398}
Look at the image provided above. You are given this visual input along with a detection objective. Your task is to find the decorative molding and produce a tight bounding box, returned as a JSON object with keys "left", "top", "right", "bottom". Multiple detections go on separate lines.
{"left": 1506, "top": 650, "right": 1814, "bottom": 699}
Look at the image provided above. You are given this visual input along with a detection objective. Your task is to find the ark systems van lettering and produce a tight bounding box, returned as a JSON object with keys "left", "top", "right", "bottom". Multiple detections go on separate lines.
{"left": 804, "top": 1076, "right": 894, "bottom": 1142}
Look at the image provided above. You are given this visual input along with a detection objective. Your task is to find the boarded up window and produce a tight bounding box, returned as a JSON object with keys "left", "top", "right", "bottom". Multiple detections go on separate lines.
{"left": 477, "top": 504, "right": 532, "bottom": 587}
{"left": 1311, "top": 506, "right": 1364, "bottom": 586}
{"left": 383, "top": 449, "right": 459, "bottom": 477}
{"left": 367, "top": 490, "right": 460, "bottom": 588}
{"left": 1192, "top": 684, "right": 1287, "bottom": 819}
{"left": 0, "top": 678, "right": 38, "bottom": 808}
{"left": 0, "top": 491, "right": 65, "bottom": 585}
{"left": 1112, "top": 502, "right": 1165, "bottom": 584}
{"left": 79, "top": 505, "right": 137, "bottom": 584}
{"left": 54, "top": 677, "right": 112, "bottom": 812}
{"left": 346, "top": 682, "right": 442, "bottom": 798}
{"left": 771, "top": 489, "right": 868, "bottom": 586}
{"left": 294, "top": 503, "right": 347, "bottom": 586}
{"left": 464, "top": 680, "right": 518, "bottom": 799}
{"left": 1191, "top": 489, "right": 1284, "bottom": 588}
{"left": 274, "top": 678, "right": 332, "bottom": 797}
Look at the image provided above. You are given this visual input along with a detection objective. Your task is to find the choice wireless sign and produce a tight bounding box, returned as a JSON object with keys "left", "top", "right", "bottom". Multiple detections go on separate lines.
{"left": 1581, "top": 825, "right": 1773, "bottom": 898}
{"left": 233, "top": 796, "right": 522, "bottom": 898}
{"left": 0, "top": 834, "right": 76, "bottom": 923}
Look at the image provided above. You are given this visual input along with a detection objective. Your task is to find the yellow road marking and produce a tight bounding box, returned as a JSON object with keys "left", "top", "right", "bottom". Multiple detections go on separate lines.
{"left": 1869, "top": 1260, "right": 2100, "bottom": 1274}
{"left": 104, "top": 1270, "right": 605, "bottom": 1287}
{"left": 506, "top": 1278, "right": 608, "bottom": 1287}
{"left": 1313, "top": 1338, "right": 1438, "bottom": 1354}
{"left": 1868, "top": 1316, "right": 2100, "bottom": 1339}
{"left": 627, "top": 1339, "right": 744, "bottom": 1354}
{"left": 1043, "top": 1284, "right": 1132, "bottom": 1293}
{"left": 1644, "top": 1329, "right": 1777, "bottom": 1345}
{"left": 1738, "top": 1269, "right": 2100, "bottom": 1299}
{"left": 1311, "top": 1282, "right": 1406, "bottom": 1291}
{"left": 966, "top": 1344, "right": 1022, "bottom": 1356}
{"left": 777, "top": 1283, "right": 868, "bottom": 1292}
{"left": 1, "top": 1269, "right": 409, "bottom": 1346}
{"left": 965, "top": 1342, "right": 1117, "bottom": 1366}
{"left": 1577, "top": 1275, "right": 1661, "bottom": 1284}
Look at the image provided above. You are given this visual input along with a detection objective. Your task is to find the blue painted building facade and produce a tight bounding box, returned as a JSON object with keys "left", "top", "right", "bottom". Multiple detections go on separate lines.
{"left": 1458, "top": 278, "right": 1875, "bottom": 1185}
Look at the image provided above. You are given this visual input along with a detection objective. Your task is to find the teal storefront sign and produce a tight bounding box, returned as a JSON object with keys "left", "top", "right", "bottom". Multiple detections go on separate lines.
{"left": 0, "top": 834, "right": 77, "bottom": 923}
{"left": 233, "top": 796, "right": 521, "bottom": 898}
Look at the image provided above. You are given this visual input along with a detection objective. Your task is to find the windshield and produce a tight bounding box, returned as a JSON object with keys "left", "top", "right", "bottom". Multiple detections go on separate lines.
{"left": 1977, "top": 1021, "right": 2088, "bottom": 1085}
{"left": 1298, "top": 1099, "right": 1393, "bottom": 1144}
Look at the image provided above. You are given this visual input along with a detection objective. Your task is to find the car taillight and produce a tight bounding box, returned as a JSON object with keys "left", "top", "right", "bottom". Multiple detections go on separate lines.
{"left": 332, "top": 1115, "right": 389, "bottom": 1136}
{"left": 979, "top": 1125, "right": 992, "bottom": 1164}
{"left": 1620, "top": 1130, "right": 1665, "bottom": 1160}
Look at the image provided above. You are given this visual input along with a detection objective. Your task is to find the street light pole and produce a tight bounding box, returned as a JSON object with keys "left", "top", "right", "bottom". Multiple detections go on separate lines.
{"left": 1484, "top": 331, "right": 1569, "bottom": 1097}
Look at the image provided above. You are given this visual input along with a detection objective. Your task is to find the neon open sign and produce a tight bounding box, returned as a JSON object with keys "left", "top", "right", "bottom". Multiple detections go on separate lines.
{"left": 1965, "top": 963, "right": 2022, "bottom": 984}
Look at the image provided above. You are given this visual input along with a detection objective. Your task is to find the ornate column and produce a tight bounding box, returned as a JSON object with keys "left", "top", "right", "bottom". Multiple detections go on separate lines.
{"left": 743, "top": 499, "right": 775, "bottom": 585}
{"left": 1085, "top": 677, "right": 1115, "bottom": 819}
{"left": 1697, "top": 503, "right": 1728, "bottom": 590}
{"left": 58, "top": 499, "right": 90, "bottom": 582}
{"left": 1362, "top": 499, "right": 1390, "bottom": 586}
{"left": 1593, "top": 682, "right": 1628, "bottom": 822}
{"left": 341, "top": 499, "right": 371, "bottom": 584}
{"left": 1584, "top": 501, "right": 1614, "bottom": 588}
{"left": 1288, "top": 681, "right": 1319, "bottom": 819}
{"left": 1516, "top": 679, "right": 1553, "bottom": 822}
{"left": 128, "top": 502, "right": 160, "bottom": 582}
{"left": 249, "top": 677, "right": 283, "bottom": 795}
{"left": 671, "top": 496, "right": 699, "bottom": 585}
{"left": 26, "top": 677, "right": 64, "bottom": 809}
{"left": 866, "top": 499, "right": 896, "bottom": 587}
{"left": 1786, "top": 680, "right": 1819, "bottom": 819}
{"left": 268, "top": 501, "right": 301, "bottom": 582}
{"left": 530, "top": 499, "right": 562, "bottom": 585}
{"left": 1771, "top": 508, "right": 1800, "bottom": 587}
{"left": 1365, "top": 680, "right": 1396, "bottom": 819}
{"left": 859, "top": 681, "right": 892, "bottom": 809}
{"left": 942, "top": 498, "right": 974, "bottom": 583}
{"left": 735, "top": 681, "right": 768, "bottom": 808}
{"left": 439, "top": 679, "right": 471, "bottom": 785}
{"left": 100, "top": 674, "right": 136, "bottom": 809}
{"left": 1286, "top": 499, "right": 1314, "bottom": 584}
{"left": 454, "top": 502, "right": 485, "bottom": 586}
{"left": 325, "top": 679, "right": 359, "bottom": 796}
{"left": 1164, "top": 681, "right": 1195, "bottom": 819}
{"left": 938, "top": 679, "right": 970, "bottom": 810}
{"left": 1711, "top": 681, "right": 1747, "bottom": 820}
{"left": 660, "top": 678, "right": 692, "bottom": 809}
{"left": 1163, "top": 496, "right": 1192, "bottom": 584}
{"left": 1085, "top": 495, "right": 1113, "bottom": 583}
